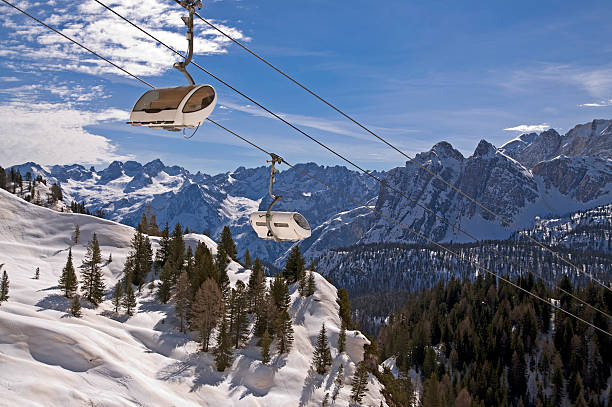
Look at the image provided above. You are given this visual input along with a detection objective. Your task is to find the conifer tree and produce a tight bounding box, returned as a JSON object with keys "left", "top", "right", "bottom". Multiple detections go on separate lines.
{"left": 175, "top": 271, "right": 190, "bottom": 333}
{"left": 247, "top": 257, "right": 265, "bottom": 313}
{"left": 254, "top": 289, "right": 272, "bottom": 338}
{"left": 112, "top": 282, "right": 122, "bottom": 313}
{"left": 283, "top": 245, "right": 305, "bottom": 284}
{"left": 214, "top": 318, "right": 233, "bottom": 371}
{"left": 191, "top": 278, "right": 224, "bottom": 352}
{"left": 108, "top": 253, "right": 112, "bottom": 263}
{"left": 270, "top": 273, "right": 289, "bottom": 310}
{"left": 313, "top": 324, "right": 332, "bottom": 374}
{"left": 0, "top": 269, "right": 9, "bottom": 304}
{"left": 192, "top": 242, "right": 216, "bottom": 295}
{"left": 157, "top": 261, "right": 174, "bottom": 303}
{"left": 58, "top": 248, "right": 78, "bottom": 298}
{"left": 170, "top": 229, "right": 185, "bottom": 269}
{"left": 260, "top": 329, "right": 271, "bottom": 364}
{"left": 34, "top": 267, "right": 40, "bottom": 279}
{"left": 81, "top": 233, "right": 105, "bottom": 306}
{"left": 157, "top": 222, "right": 170, "bottom": 266}
{"left": 274, "top": 282, "right": 294, "bottom": 355}
{"left": 70, "top": 294, "right": 82, "bottom": 317}
{"left": 216, "top": 248, "right": 230, "bottom": 297}
{"left": 322, "top": 393, "right": 330, "bottom": 407}
{"left": 228, "top": 280, "right": 250, "bottom": 349}
{"left": 350, "top": 360, "right": 369, "bottom": 404}
{"left": 332, "top": 364, "right": 344, "bottom": 401}
{"left": 219, "top": 226, "right": 237, "bottom": 261}
{"left": 307, "top": 270, "right": 316, "bottom": 296}
{"left": 123, "top": 230, "right": 153, "bottom": 286}
{"left": 73, "top": 224, "right": 80, "bottom": 244}
{"left": 122, "top": 281, "right": 137, "bottom": 316}
{"left": 336, "top": 288, "right": 353, "bottom": 329}
{"left": 243, "top": 248, "right": 252, "bottom": 269}
{"left": 338, "top": 323, "right": 346, "bottom": 353}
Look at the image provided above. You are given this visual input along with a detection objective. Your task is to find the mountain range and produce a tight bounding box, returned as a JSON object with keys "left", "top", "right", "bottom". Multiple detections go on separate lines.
{"left": 8, "top": 119, "right": 612, "bottom": 265}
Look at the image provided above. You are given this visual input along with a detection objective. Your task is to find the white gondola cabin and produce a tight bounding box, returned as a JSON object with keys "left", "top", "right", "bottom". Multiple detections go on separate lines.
{"left": 250, "top": 211, "right": 311, "bottom": 242}
{"left": 128, "top": 84, "right": 217, "bottom": 131}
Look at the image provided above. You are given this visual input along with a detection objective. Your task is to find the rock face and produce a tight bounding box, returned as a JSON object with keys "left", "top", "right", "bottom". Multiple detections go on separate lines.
{"left": 500, "top": 119, "right": 612, "bottom": 169}
{"left": 8, "top": 119, "right": 611, "bottom": 264}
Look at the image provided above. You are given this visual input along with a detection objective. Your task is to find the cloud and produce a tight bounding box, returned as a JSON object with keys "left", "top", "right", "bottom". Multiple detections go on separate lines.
{"left": 579, "top": 99, "right": 612, "bottom": 107}
{"left": 0, "top": 0, "right": 247, "bottom": 78}
{"left": 0, "top": 102, "right": 132, "bottom": 166}
{"left": 502, "top": 64, "right": 612, "bottom": 98}
{"left": 503, "top": 124, "right": 550, "bottom": 132}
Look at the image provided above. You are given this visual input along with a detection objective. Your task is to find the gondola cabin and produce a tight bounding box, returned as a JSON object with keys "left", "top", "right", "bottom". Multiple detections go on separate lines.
{"left": 128, "top": 85, "right": 216, "bottom": 131}
{"left": 250, "top": 211, "right": 311, "bottom": 241}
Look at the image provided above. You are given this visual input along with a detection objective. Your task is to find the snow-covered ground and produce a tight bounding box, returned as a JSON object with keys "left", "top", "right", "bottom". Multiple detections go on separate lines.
{"left": 0, "top": 188, "right": 387, "bottom": 406}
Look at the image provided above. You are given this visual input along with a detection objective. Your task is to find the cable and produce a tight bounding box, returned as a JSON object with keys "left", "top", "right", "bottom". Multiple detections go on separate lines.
{"left": 204, "top": 119, "right": 612, "bottom": 339}
{"left": 0, "top": 0, "right": 155, "bottom": 89}
{"left": 186, "top": 3, "right": 610, "bottom": 293}
{"left": 6, "top": 0, "right": 608, "bottom": 333}
{"left": 90, "top": 0, "right": 612, "bottom": 315}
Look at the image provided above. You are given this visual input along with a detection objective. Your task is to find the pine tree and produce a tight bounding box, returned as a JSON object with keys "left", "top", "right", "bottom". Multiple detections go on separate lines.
{"left": 336, "top": 288, "right": 353, "bottom": 329}
{"left": 192, "top": 242, "right": 217, "bottom": 295}
{"left": 108, "top": 253, "right": 112, "bottom": 263}
{"left": 122, "top": 282, "right": 137, "bottom": 316}
{"left": 228, "top": 280, "right": 250, "bottom": 349}
{"left": 70, "top": 294, "right": 82, "bottom": 317}
{"left": 274, "top": 308, "right": 294, "bottom": 355}
{"left": 247, "top": 257, "right": 266, "bottom": 313}
{"left": 282, "top": 245, "right": 305, "bottom": 284}
{"left": 191, "top": 278, "right": 224, "bottom": 352}
{"left": 73, "top": 224, "right": 80, "bottom": 244}
{"left": 157, "top": 222, "right": 170, "bottom": 266}
{"left": 298, "top": 270, "right": 307, "bottom": 296}
{"left": 168, "top": 223, "right": 185, "bottom": 282}
{"left": 322, "top": 393, "right": 330, "bottom": 407}
{"left": 157, "top": 261, "right": 174, "bottom": 303}
{"left": 254, "top": 289, "right": 272, "bottom": 338}
{"left": 261, "top": 329, "right": 271, "bottom": 364}
{"left": 81, "top": 233, "right": 105, "bottom": 306}
{"left": 34, "top": 267, "right": 40, "bottom": 279}
{"left": 112, "top": 282, "right": 122, "bottom": 313}
{"left": 58, "top": 248, "right": 78, "bottom": 298}
{"left": 350, "top": 360, "right": 369, "bottom": 404}
{"left": 338, "top": 323, "right": 346, "bottom": 353}
{"left": 217, "top": 247, "right": 230, "bottom": 297}
{"left": 175, "top": 271, "right": 190, "bottom": 333}
{"left": 0, "top": 269, "right": 9, "bottom": 304}
{"left": 313, "top": 324, "right": 332, "bottom": 374}
{"left": 332, "top": 363, "right": 344, "bottom": 401}
{"left": 306, "top": 270, "right": 315, "bottom": 296}
{"left": 218, "top": 226, "right": 237, "bottom": 260}
{"left": 214, "top": 318, "right": 233, "bottom": 371}
{"left": 124, "top": 230, "right": 153, "bottom": 286}
{"left": 243, "top": 248, "right": 252, "bottom": 269}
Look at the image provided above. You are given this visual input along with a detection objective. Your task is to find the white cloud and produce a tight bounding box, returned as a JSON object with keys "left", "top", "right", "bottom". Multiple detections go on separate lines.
{"left": 579, "top": 99, "right": 612, "bottom": 107}
{"left": 0, "top": 0, "right": 247, "bottom": 78}
{"left": 0, "top": 102, "right": 132, "bottom": 166}
{"left": 503, "top": 124, "right": 550, "bottom": 132}
{"left": 502, "top": 64, "right": 612, "bottom": 98}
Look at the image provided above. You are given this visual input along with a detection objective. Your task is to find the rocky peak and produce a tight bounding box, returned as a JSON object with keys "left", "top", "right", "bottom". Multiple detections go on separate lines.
{"left": 473, "top": 139, "right": 497, "bottom": 158}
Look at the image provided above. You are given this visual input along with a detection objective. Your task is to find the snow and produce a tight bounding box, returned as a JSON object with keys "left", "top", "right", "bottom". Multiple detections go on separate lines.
{"left": 0, "top": 188, "right": 387, "bottom": 406}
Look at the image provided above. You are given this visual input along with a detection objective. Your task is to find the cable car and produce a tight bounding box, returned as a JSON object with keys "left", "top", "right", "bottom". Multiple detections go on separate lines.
{"left": 128, "top": 84, "right": 217, "bottom": 131}
{"left": 250, "top": 211, "right": 311, "bottom": 241}
{"left": 250, "top": 154, "right": 312, "bottom": 242}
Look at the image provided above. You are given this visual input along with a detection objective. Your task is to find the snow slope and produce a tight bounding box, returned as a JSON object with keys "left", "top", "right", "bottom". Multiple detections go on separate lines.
{"left": 0, "top": 188, "right": 386, "bottom": 406}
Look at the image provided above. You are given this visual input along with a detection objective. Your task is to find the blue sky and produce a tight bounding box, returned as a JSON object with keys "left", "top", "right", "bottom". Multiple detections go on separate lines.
{"left": 1, "top": 0, "right": 612, "bottom": 174}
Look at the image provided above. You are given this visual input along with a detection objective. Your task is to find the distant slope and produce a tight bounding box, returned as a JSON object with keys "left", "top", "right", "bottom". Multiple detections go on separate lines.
{"left": 0, "top": 188, "right": 387, "bottom": 406}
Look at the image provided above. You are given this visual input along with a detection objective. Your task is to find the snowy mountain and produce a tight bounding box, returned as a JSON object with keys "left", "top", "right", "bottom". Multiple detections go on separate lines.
{"left": 0, "top": 187, "right": 388, "bottom": 406}
{"left": 294, "top": 127, "right": 611, "bottom": 263}
{"left": 9, "top": 160, "right": 380, "bottom": 264}
{"left": 500, "top": 118, "right": 612, "bottom": 169}
{"left": 7, "top": 119, "right": 611, "bottom": 265}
